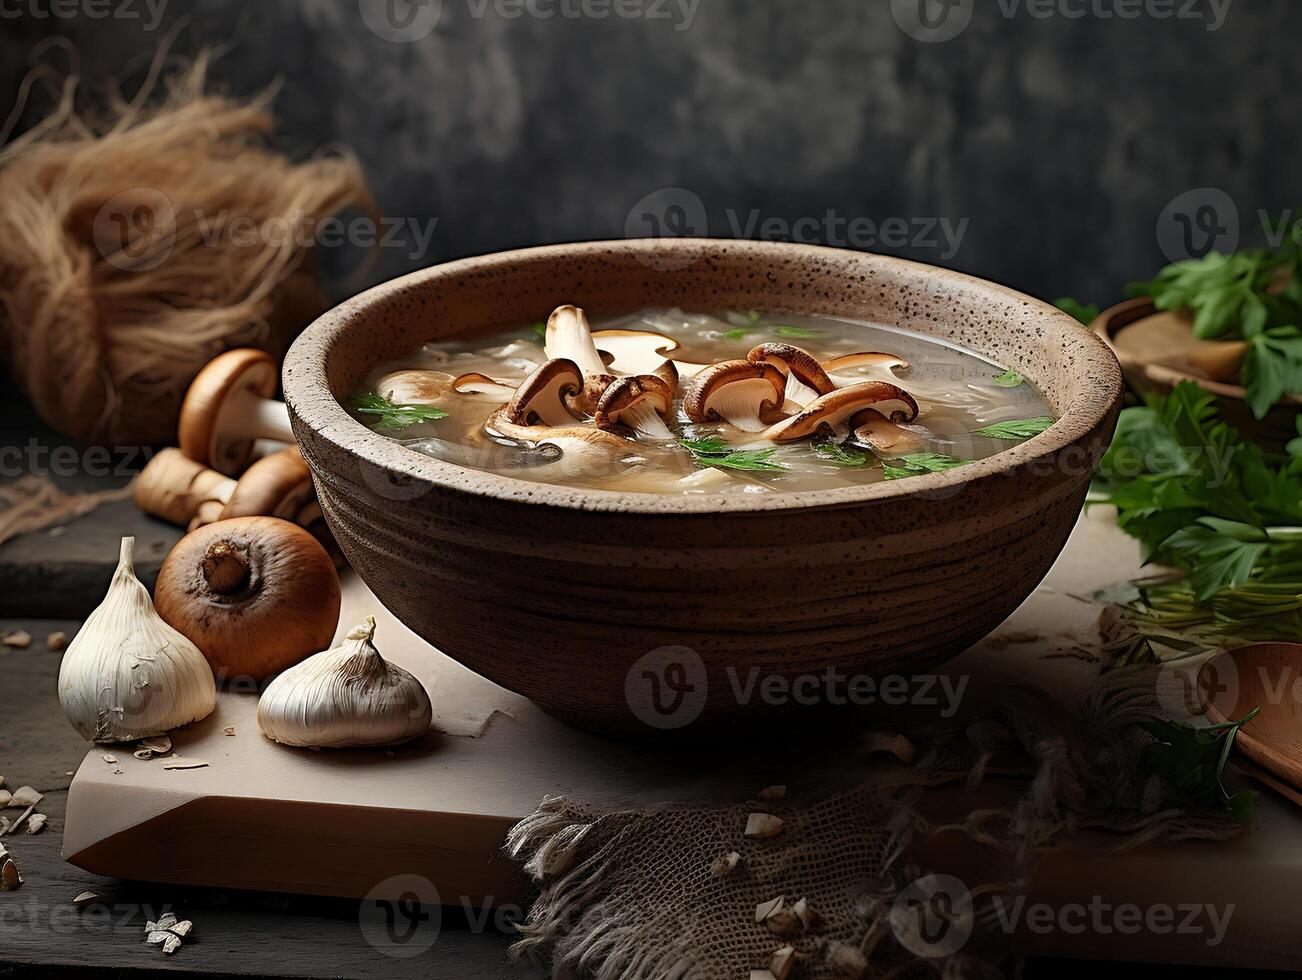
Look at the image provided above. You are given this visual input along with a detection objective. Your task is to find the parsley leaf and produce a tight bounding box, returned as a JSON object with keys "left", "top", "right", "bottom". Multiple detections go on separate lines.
{"left": 1242, "top": 325, "right": 1302, "bottom": 419}
{"left": 679, "top": 437, "right": 786, "bottom": 473}
{"left": 881, "top": 453, "right": 966, "bottom": 479}
{"left": 350, "top": 393, "right": 449, "bottom": 431}
{"left": 530, "top": 322, "right": 547, "bottom": 340}
{"left": 1054, "top": 297, "right": 1101, "bottom": 325}
{"left": 722, "top": 328, "right": 753, "bottom": 341}
{"left": 812, "top": 442, "right": 869, "bottom": 467}
{"left": 773, "top": 325, "right": 821, "bottom": 340}
{"left": 992, "top": 369, "right": 1023, "bottom": 388}
{"left": 974, "top": 417, "right": 1055, "bottom": 439}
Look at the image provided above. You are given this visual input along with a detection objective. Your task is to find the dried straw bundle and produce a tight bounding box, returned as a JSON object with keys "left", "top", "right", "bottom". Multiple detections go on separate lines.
{"left": 0, "top": 52, "right": 373, "bottom": 445}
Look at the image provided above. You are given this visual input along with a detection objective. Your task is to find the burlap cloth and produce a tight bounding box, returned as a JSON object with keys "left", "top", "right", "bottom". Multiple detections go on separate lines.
{"left": 505, "top": 666, "right": 1243, "bottom": 979}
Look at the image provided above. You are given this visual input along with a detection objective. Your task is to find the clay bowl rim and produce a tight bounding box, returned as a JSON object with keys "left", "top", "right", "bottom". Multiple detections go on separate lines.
{"left": 284, "top": 239, "right": 1122, "bottom": 516}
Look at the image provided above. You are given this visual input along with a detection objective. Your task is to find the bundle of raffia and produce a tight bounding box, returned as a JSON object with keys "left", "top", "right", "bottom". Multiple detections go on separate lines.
{"left": 0, "top": 48, "right": 373, "bottom": 445}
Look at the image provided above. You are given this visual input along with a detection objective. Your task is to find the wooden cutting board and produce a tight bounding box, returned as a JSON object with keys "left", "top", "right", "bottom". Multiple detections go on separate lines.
{"left": 60, "top": 509, "right": 1302, "bottom": 970}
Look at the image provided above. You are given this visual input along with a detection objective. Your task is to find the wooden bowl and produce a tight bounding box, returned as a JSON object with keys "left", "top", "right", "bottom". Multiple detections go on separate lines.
{"left": 1091, "top": 297, "right": 1301, "bottom": 450}
{"left": 283, "top": 240, "right": 1122, "bottom": 737}
{"left": 1202, "top": 643, "right": 1302, "bottom": 792}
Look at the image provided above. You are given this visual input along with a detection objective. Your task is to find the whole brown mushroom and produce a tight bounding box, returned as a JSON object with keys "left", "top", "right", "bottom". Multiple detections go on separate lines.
{"left": 178, "top": 349, "right": 294, "bottom": 476}
{"left": 154, "top": 517, "right": 341, "bottom": 681}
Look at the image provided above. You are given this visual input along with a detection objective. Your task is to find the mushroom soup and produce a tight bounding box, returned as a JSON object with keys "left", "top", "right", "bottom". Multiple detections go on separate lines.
{"left": 348, "top": 306, "right": 1056, "bottom": 495}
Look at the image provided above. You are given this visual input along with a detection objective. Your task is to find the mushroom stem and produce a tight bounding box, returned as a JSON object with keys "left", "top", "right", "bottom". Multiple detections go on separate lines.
{"left": 545, "top": 306, "right": 608, "bottom": 378}
{"left": 621, "top": 399, "right": 675, "bottom": 441}
{"left": 201, "top": 541, "right": 252, "bottom": 596}
{"left": 223, "top": 389, "right": 295, "bottom": 445}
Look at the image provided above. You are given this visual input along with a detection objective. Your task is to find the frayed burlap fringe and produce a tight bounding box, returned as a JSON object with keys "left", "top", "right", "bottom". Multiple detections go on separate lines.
{"left": 0, "top": 475, "right": 132, "bottom": 547}
{"left": 506, "top": 665, "right": 1244, "bottom": 979}
{"left": 0, "top": 36, "right": 373, "bottom": 445}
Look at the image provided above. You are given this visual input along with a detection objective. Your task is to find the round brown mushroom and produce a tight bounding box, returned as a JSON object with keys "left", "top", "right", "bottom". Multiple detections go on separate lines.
{"left": 154, "top": 517, "right": 341, "bottom": 681}
{"left": 133, "top": 449, "right": 236, "bottom": 528}
{"left": 503, "top": 359, "right": 585, "bottom": 426}
{"left": 683, "top": 360, "right": 787, "bottom": 433}
{"left": 747, "top": 342, "right": 836, "bottom": 409}
{"left": 762, "top": 381, "right": 920, "bottom": 443}
{"left": 178, "top": 349, "right": 294, "bottom": 476}
{"left": 219, "top": 447, "right": 315, "bottom": 523}
{"left": 593, "top": 375, "right": 676, "bottom": 441}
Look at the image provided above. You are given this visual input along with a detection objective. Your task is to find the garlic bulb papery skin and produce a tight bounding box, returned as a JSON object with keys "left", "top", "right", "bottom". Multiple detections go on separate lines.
{"left": 58, "top": 537, "right": 218, "bottom": 743}
{"left": 256, "top": 617, "right": 433, "bottom": 749}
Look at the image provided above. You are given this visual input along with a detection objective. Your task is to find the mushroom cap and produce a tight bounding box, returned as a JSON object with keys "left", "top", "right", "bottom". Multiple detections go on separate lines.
{"left": 219, "top": 447, "right": 314, "bottom": 521}
{"left": 503, "top": 359, "right": 585, "bottom": 426}
{"left": 377, "top": 370, "right": 456, "bottom": 405}
{"left": 178, "top": 348, "right": 278, "bottom": 474}
{"left": 133, "top": 449, "right": 234, "bottom": 527}
{"left": 486, "top": 408, "right": 634, "bottom": 477}
{"left": 451, "top": 373, "right": 519, "bottom": 400}
{"left": 154, "top": 516, "right": 341, "bottom": 681}
{"left": 592, "top": 328, "right": 681, "bottom": 376}
{"left": 683, "top": 360, "right": 786, "bottom": 425}
{"left": 593, "top": 375, "right": 674, "bottom": 429}
{"left": 850, "top": 408, "right": 926, "bottom": 454}
{"left": 821, "top": 351, "right": 911, "bottom": 381}
{"left": 763, "top": 381, "right": 920, "bottom": 443}
{"left": 544, "top": 305, "right": 607, "bottom": 378}
{"left": 747, "top": 343, "right": 836, "bottom": 396}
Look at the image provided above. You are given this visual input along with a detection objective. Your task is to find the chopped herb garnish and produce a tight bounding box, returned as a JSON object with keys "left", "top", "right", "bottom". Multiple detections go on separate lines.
{"left": 530, "top": 322, "right": 547, "bottom": 340}
{"left": 722, "top": 328, "right": 753, "bottom": 341}
{"left": 881, "top": 453, "right": 967, "bottom": 479}
{"left": 747, "top": 309, "right": 762, "bottom": 324}
{"left": 1054, "top": 297, "right": 1101, "bottom": 325}
{"left": 773, "top": 325, "right": 821, "bottom": 340}
{"left": 351, "top": 393, "right": 449, "bottom": 431}
{"left": 812, "top": 442, "right": 869, "bottom": 467}
{"left": 1140, "top": 708, "right": 1260, "bottom": 821}
{"left": 992, "top": 369, "right": 1023, "bottom": 388}
{"left": 679, "top": 437, "right": 786, "bottom": 473}
{"left": 975, "top": 417, "right": 1055, "bottom": 440}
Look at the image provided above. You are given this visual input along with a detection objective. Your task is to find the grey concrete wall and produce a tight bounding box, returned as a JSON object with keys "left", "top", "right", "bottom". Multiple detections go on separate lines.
{"left": 2, "top": 0, "right": 1296, "bottom": 306}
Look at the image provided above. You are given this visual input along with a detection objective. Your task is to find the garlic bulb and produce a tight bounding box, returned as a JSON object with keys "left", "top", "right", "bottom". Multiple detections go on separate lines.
{"left": 256, "top": 617, "right": 432, "bottom": 748}
{"left": 58, "top": 538, "right": 217, "bottom": 743}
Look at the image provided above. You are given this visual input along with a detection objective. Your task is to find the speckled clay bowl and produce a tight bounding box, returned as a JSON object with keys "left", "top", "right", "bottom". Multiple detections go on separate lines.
{"left": 284, "top": 240, "right": 1122, "bottom": 737}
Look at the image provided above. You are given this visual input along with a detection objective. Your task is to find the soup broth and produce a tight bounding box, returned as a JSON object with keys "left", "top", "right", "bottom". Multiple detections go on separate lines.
{"left": 350, "top": 307, "right": 1055, "bottom": 495}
